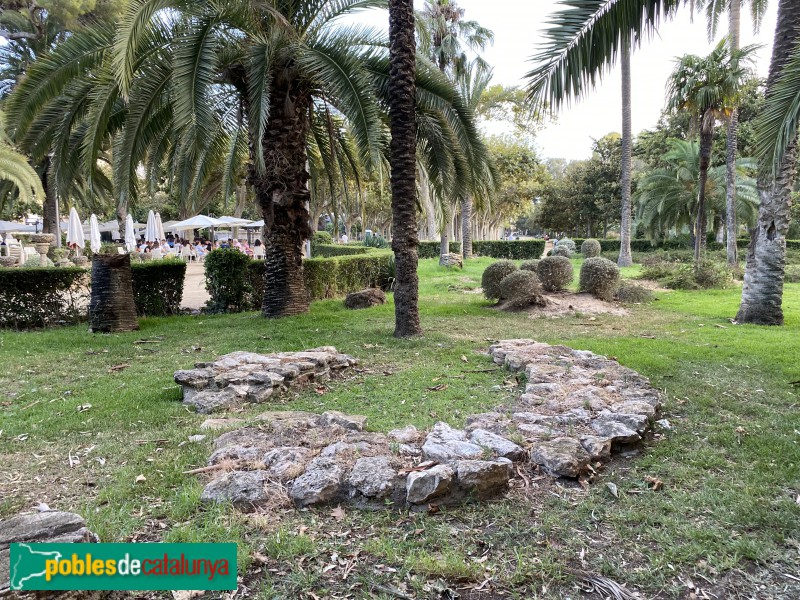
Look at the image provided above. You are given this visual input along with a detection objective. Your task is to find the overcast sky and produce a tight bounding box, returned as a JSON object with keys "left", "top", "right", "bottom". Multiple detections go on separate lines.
{"left": 355, "top": 0, "right": 778, "bottom": 161}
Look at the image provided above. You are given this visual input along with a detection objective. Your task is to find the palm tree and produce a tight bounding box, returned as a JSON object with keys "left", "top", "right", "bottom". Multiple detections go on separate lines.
{"left": 665, "top": 40, "right": 756, "bottom": 261}
{"left": 389, "top": 0, "right": 422, "bottom": 337}
{"left": 736, "top": 0, "right": 800, "bottom": 325}
{"left": 419, "top": 0, "right": 493, "bottom": 260}
{"left": 525, "top": 0, "right": 683, "bottom": 268}
{"left": 8, "top": 0, "right": 486, "bottom": 320}
{"left": 636, "top": 139, "right": 759, "bottom": 239}
{"left": 0, "top": 111, "right": 45, "bottom": 208}
{"left": 699, "top": 0, "right": 769, "bottom": 266}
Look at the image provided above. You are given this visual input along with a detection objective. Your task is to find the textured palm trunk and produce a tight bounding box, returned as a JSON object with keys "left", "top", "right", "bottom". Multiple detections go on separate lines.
{"left": 737, "top": 0, "right": 800, "bottom": 325}
{"left": 41, "top": 157, "right": 59, "bottom": 244}
{"left": 725, "top": 0, "right": 742, "bottom": 266}
{"left": 389, "top": 0, "right": 422, "bottom": 337}
{"left": 249, "top": 66, "right": 312, "bottom": 318}
{"left": 617, "top": 35, "right": 634, "bottom": 267}
{"left": 695, "top": 124, "right": 714, "bottom": 262}
{"left": 88, "top": 254, "right": 139, "bottom": 333}
{"left": 461, "top": 197, "right": 473, "bottom": 258}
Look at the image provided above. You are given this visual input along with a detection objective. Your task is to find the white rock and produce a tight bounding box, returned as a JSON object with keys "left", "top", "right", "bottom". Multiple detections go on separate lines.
{"left": 406, "top": 464, "right": 454, "bottom": 504}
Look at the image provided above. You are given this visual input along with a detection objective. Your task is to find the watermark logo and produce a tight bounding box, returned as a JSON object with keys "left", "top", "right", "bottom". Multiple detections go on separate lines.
{"left": 9, "top": 543, "right": 237, "bottom": 591}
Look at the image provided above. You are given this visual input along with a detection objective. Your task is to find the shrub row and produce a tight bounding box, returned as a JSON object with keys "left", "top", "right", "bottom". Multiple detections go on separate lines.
{"left": 572, "top": 237, "right": 800, "bottom": 253}
{"left": 418, "top": 241, "right": 461, "bottom": 258}
{"left": 0, "top": 267, "right": 88, "bottom": 329}
{"left": 245, "top": 251, "right": 395, "bottom": 309}
{"left": 131, "top": 260, "right": 186, "bottom": 317}
{"left": 473, "top": 240, "right": 546, "bottom": 260}
{"left": 313, "top": 244, "right": 371, "bottom": 258}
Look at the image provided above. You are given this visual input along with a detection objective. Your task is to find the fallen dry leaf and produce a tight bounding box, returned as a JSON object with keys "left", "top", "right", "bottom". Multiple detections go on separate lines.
{"left": 135, "top": 474, "right": 146, "bottom": 483}
{"left": 108, "top": 363, "right": 130, "bottom": 372}
{"left": 330, "top": 505, "right": 346, "bottom": 522}
{"left": 645, "top": 476, "right": 664, "bottom": 491}
{"left": 426, "top": 383, "right": 448, "bottom": 392}
{"left": 460, "top": 355, "right": 468, "bottom": 363}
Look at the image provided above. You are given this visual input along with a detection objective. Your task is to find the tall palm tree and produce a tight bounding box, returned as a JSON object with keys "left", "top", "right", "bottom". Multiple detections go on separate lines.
{"left": 0, "top": 111, "right": 45, "bottom": 208}
{"left": 419, "top": 0, "right": 493, "bottom": 260}
{"left": 636, "top": 139, "right": 759, "bottom": 239}
{"left": 699, "top": 0, "right": 769, "bottom": 266}
{"left": 737, "top": 0, "right": 800, "bottom": 325}
{"left": 389, "top": 0, "right": 422, "bottom": 336}
{"left": 665, "top": 40, "right": 755, "bottom": 261}
{"left": 525, "top": 0, "right": 682, "bottom": 268}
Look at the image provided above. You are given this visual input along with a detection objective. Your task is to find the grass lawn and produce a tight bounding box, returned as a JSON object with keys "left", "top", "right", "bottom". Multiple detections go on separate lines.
{"left": 1, "top": 257, "right": 799, "bottom": 598}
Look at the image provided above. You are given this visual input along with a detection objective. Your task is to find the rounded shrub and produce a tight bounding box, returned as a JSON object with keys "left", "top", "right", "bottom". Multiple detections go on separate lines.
{"left": 581, "top": 239, "right": 602, "bottom": 258}
{"left": 519, "top": 260, "right": 539, "bottom": 272}
{"left": 537, "top": 256, "right": 574, "bottom": 292}
{"left": 481, "top": 260, "right": 518, "bottom": 300}
{"left": 498, "top": 270, "right": 540, "bottom": 301}
{"left": 552, "top": 244, "right": 573, "bottom": 258}
{"left": 580, "top": 257, "right": 620, "bottom": 300}
{"left": 555, "top": 238, "right": 576, "bottom": 253}
{"left": 313, "top": 231, "right": 333, "bottom": 245}
{"left": 615, "top": 281, "right": 653, "bottom": 304}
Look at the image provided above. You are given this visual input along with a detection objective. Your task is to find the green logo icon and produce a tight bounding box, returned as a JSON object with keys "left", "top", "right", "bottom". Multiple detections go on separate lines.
{"left": 9, "top": 543, "right": 237, "bottom": 591}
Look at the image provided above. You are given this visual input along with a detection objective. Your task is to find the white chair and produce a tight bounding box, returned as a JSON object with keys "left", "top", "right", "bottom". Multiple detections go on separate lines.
{"left": 117, "top": 247, "right": 127, "bottom": 255}
{"left": 252, "top": 245, "right": 265, "bottom": 259}
{"left": 6, "top": 244, "right": 22, "bottom": 265}
{"left": 151, "top": 248, "right": 162, "bottom": 260}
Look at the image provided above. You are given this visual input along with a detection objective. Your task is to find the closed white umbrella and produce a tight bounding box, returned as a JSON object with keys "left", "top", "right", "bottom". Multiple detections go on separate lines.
{"left": 89, "top": 214, "right": 102, "bottom": 254}
{"left": 66, "top": 207, "right": 85, "bottom": 250}
{"left": 125, "top": 215, "right": 136, "bottom": 252}
{"left": 155, "top": 212, "right": 166, "bottom": 241}
{"left": 145, "top": 210, "right": 158, "bottom": 242}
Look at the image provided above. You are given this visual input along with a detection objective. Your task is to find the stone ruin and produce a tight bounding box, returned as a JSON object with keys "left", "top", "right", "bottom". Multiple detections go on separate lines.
{"left": 175, "top": 341, "right": 663, "bottom": 511}
{"left": 173, "top": 347, "right": 358, "bottom": 413}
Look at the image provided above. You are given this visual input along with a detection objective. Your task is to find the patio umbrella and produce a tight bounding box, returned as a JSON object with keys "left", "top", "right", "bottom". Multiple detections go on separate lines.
{"left": 145, "top": 210, "right": 158, "bottom": 242}
{"left": 66, "top": 207, "right": 85, "bottom": 250}
{"left": 171, "top": 215, "right": 225, "bottom": 229}
{"left": 125, "top": 215, "right": 136, "bottom": 252}
{"left": 89, "top": 214, "right": 102, "bottom": 254}
{"left": 241, "top": 219, "right": 265, "bottom": 228}
{"left": 216, "top": 216, "right": 252, "bottom": 226}
{"left": 155, "top": 212, "right": 166, "bottom": 241}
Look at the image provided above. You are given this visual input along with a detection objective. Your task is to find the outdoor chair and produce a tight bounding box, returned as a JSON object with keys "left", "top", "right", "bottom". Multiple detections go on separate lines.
{"left": 253, "top": 246, "right": 265, "bottom": 259}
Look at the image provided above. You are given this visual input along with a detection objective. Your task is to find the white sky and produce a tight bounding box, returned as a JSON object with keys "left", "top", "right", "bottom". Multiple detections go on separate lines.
{"left": 353, "top": 0, "right": 778, "bottom": 161}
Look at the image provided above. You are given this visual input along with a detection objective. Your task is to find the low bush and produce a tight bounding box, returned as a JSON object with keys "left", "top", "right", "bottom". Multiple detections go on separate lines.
{"left": 247, "top": 251, "right": 395, "bottom": 307}
{"left": 643, "top": 259, "right": 732, "bottom": 290}
{"left": 580, "top": 257, "right": 620, "bottom": 301}
{"left": 131, "top": 259, "right": 186, "bottom": 316}
{"left": 785, "top": 266, "right": 800, "bottom": 283}
{"left": 552, "top": 244, "right": 573, "bottom": 258}
{"left": 581, "top": 239, "right": 601, "bottom": 258}
{"left": 554, "top": 238, "right": 576, "bottom": 254}
{"left": 615, "top": 281, "right": 654, "bottom": 304}
{"left": 204, "top": 248, "right": 254, "bottom": 313}
{"left": 0, "top": 267, "right": 88, "bottom": 329}
{"left": 519, "top": 260, "right": 539, "bottom": 272}
{"left": 537, "top": 256, "right": 573, "bottom": 292}
{"left": 363, "top": 233, "right": 389, "bottom": 249}
{"left": 481, "top": 260, "right": 517, "bottom": 300}
{"left": 312, "top": 231, "right": 333, "bottom": 246}
{"left": 472, "top": 240, "right": 545, "bottom": 260}
{"left": 497, "top": 270, "right": 546, "bottom": 310}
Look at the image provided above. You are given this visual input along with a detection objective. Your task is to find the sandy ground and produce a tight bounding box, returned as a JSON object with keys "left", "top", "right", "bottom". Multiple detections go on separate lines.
{"left": 523, "top": 291, "right": 630, "bottom": 317}
{"left": 181, "top": 262, "right": 210, "bottom": 310}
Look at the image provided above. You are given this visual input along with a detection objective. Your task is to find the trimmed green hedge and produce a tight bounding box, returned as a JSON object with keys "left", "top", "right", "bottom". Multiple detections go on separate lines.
{"left": 312, "top": 244, "right": 371, "bottom": 258}
{"left": 131, "top": 260, "right": 186, "bottom": 316}
{"left": 569, "top": 238, "right": 800, "bottom": 253}
{"left": 204, "top": 249, "right": 254, "bottom": 313}
{"left": 0, "top": 267, "right": 88, "bottom": 329}
{"left": 473, "top": 240, "right": 546, "bottom": 260}
{"left": 418, "top": 241, "right": 461, "bottom": 258}
{"left": 247, "top": 251, "right": 394, "bottom": 308}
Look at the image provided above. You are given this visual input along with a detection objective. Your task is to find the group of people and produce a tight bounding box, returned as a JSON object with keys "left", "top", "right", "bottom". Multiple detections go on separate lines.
{"left": 136, "top": 236, "right": 263, "bottom": 259}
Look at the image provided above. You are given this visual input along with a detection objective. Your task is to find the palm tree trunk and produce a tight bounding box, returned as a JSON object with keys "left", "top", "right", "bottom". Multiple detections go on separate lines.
{"left": 249, "top": 67, "right": 313, "bottom": 318}
{"left": 389, "top": 0, "right": 422, "bottom": 337}
{"left": 88, "top": 254, "right": 139, "bottom": 333}
{"left": 725, "top": 0, "right": 742, "bottom": 266}
{"left": 618, "top": 34, "right": 634, "bottom": 267}
{"left": 695, "top": 122, "right": 714, "bottom": 262}
{"left": 737, "top": 0, "right": 800, "bottom": 325}
{"left": 41, "top": 157, "right": 59, "bottom": 244}
{"left": 461, "top": 196, "right": 473, "bottom": 258}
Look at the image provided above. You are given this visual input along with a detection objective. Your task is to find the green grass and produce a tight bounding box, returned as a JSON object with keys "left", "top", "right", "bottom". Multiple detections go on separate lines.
{"left": 1, "top": 257, "right": 799, "bottom": 598}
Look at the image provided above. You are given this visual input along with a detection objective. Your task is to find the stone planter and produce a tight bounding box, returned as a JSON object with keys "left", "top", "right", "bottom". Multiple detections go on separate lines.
{"left": 73, "top": 256, "right": 89, "bottom": 267}
{"left": 0, "top": 256, "right": 18, "bottom": 268}
{"left": 31, "top": 233, "right": 55, "bottom": 244}
{"left": 35, "top": 242, "right": 51, "bottom": 257}
{"left": 56, "top": 258, "right": 72, "bottom": 268}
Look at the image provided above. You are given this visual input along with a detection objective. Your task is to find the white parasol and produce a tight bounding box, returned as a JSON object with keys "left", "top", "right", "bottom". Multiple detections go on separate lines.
{"left": 145, "top": 210, "right": 158, "bottom": 242}
{"left": 155, "top": 212, "right": 166, "bottom": 241}
{"left": 66, "top": 207, "right": 85, "bottom": 250}
{"left": 89, "top": 214, "right": 102, "bottom": 254}
{"left": 125, "top": 214, "right": 136, "bottom": 252}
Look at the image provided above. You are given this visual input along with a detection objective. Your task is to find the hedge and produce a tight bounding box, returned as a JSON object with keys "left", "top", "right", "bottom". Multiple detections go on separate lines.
{"left": 0, "top": 267, "right": 88, "bottom": 329}
{"left": 473, "top": 240, "right": 546, "bottom": 260}
{"left": 418, "top": 241, "right": 461, "bottom": 258}
{"left": 568, "top": 238, "right": 800, "bottom": 253}
{"left": 131, "top": 259, "right": 186, "bottom": 316}
{"left": 313, "top": 244, "right": 371, "bottom": 258}
{"left": 247, "top": 251, "right": 394, "bottom": 308}
{"left": 204, "top": 249, "right": 254, "bottom": 313}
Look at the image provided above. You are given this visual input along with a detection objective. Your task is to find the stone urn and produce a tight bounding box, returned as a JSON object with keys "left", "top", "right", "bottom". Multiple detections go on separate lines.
{"left": 73, "top": 255, "right": 89, "bottom": 267}
{"left": 30, "top": 233, "right": 55, "bottom": 262}
{"left": 0, "top": 256, "right": 17, "bottom": 268}
{"left": 56, "top": 258, "right": 72, "bottom": 268}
